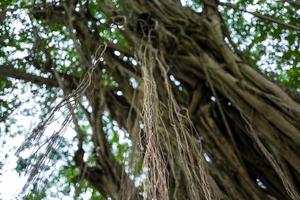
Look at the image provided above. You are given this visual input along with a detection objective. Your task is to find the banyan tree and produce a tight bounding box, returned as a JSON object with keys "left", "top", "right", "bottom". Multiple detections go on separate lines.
{"left": 1, "top": 0, "right": 300, "bottom": 199}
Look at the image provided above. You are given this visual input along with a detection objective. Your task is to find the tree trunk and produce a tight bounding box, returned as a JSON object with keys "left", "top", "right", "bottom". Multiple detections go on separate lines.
{"left": 121, "top": 1, "right": 300, "bottom": 199}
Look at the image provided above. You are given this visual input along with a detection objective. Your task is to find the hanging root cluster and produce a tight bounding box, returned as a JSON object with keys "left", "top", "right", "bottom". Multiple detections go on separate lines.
{"left": 139, "top": 43, "right": 212, "bottom": 200}
{"left": 124, "top": 1, "right": 300, "bottom": 200}
{"left": 16, "top": 43, "right": 107, "bottom": 194}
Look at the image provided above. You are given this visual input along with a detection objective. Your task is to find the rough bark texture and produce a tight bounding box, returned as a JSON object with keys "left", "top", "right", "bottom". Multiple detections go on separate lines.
{"left": 2, "top": 0, "right": 300, "bottom": 199}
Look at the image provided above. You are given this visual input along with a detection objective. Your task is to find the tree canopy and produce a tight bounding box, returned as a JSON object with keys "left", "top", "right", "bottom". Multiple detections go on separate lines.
{"left": 0, "top": 0, "right": 300, "bottom": 199}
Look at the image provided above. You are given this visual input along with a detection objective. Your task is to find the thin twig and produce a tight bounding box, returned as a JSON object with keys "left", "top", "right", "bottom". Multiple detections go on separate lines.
{"left": 219, "top": 1, "right": 300, "bottom": 32}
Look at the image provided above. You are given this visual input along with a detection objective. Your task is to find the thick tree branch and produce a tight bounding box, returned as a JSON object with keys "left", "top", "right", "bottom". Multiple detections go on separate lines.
{"left": 0, "top": 65, "right": 58, "bottom": 87}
